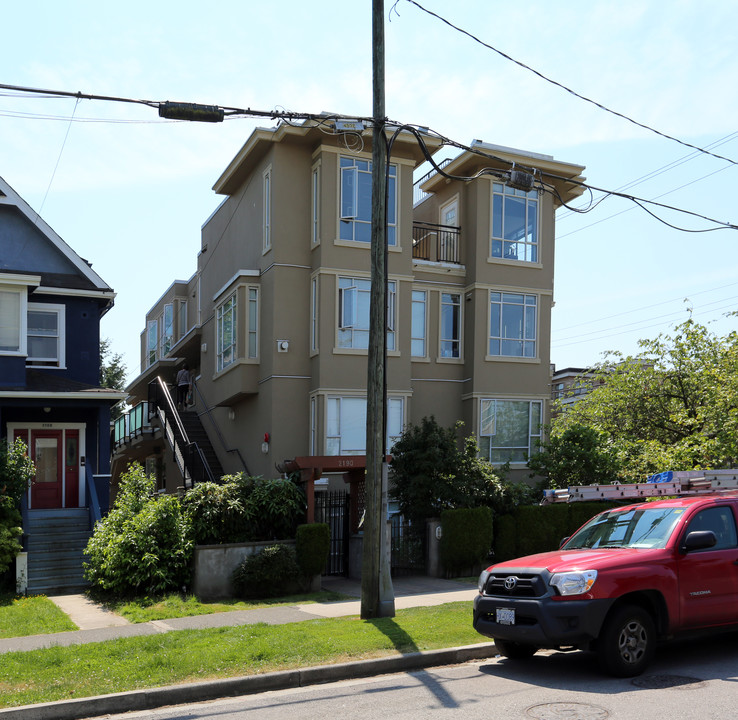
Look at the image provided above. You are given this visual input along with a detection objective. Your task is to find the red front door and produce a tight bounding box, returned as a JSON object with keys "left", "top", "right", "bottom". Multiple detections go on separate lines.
{"left": 30, "top": 430, "right": 64, "bottom": 509}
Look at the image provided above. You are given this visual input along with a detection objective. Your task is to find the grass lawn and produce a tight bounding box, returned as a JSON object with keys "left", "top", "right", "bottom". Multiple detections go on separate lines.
{"left": 0, "top": 601, "right": 480, "bottom": 708}
{"left": 0, "top": 594, "right": 78, "bottom": 638}
{"left": 109, "top": 590, "right": 353, "bottom": 623}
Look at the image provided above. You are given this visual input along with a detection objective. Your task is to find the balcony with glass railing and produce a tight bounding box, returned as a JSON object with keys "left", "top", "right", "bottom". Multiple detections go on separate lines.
{"left": 113, "top": 401, "right": 153, "bottom": 449}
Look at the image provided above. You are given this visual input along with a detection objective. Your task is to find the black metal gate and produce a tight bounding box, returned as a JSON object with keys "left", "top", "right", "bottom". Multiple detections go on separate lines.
{"left": 314, "top": 491, "right": 350, "bottom": 576}
{"left": 390, "top": 515, "right": 426, "bottom": 576}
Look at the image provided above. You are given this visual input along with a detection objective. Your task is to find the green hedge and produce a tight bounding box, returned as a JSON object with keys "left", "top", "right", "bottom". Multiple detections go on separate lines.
{"left": 440, "top": 507, "right": 493, "bottom": 576}
{"left": 493, "top": 501, "right": 618, "bottom": 562}
{"left": 295, "top": 523, "right": 330, "bottom": 577}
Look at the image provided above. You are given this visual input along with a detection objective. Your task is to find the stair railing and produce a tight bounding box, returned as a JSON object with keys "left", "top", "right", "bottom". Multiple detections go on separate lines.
{"left": 148, "top": 377, "right": 216, "bottom": 488}
{"left": 191, "top": 378, "right": 251, "bottom": 475}
{"left": 85, "top": 465, "right": 102, "bottom": 529}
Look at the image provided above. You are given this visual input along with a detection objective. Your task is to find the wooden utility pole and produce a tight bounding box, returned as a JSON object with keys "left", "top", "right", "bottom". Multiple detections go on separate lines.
{"left": 361, "top": 0, "right": 395, "bottom": 619}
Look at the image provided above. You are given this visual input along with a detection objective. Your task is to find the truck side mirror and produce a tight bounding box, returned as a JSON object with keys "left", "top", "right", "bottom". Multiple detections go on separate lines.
{"left": 682, "top": 530, "right": 717, "bottom": 553}
{"left": 559, "top": 536, "right": 570, "bottom": 549}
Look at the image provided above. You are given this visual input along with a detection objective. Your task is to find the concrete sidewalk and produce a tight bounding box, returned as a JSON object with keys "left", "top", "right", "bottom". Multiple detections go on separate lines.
{"left": 0, "top": 576, "right": 478, "bottom": 655}
{"left": 0, "top": 576, "right": 496, "bottom": 720}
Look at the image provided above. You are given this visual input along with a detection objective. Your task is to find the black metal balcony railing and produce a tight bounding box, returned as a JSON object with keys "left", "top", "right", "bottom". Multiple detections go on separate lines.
{"left": 412, "top": 222, "right": 461, "bottom": 265}
{"left": 148, "top": 377, "right": 215, "bottom": 488}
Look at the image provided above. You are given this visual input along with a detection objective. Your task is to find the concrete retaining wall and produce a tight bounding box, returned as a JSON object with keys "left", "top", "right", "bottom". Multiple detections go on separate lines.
{"left": 192, "top": 540, "right": 295, "bottom": 600}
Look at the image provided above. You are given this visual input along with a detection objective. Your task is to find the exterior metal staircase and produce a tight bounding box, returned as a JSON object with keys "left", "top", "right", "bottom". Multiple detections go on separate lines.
{"left": 179, "top": 410, "right": 224, "bottom": 480}
{"left": 25, "top": 508, "right": 91, "bottom": 594}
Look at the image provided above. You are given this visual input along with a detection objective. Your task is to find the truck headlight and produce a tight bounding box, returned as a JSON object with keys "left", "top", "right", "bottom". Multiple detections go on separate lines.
{"left": 478, "top": 569, "right": 491, "bottom": 594}
{"left": 550, "top": 570, "right": 597, "bottom": 596}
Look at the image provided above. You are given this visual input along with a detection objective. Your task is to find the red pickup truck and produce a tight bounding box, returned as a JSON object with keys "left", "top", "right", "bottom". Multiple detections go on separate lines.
{"left": 473, "top": 493, "right": 738, "bottom": 676}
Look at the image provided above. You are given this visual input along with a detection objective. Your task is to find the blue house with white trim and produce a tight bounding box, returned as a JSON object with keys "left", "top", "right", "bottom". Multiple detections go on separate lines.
{"left": 0, "top": 176, "right": 124, "bottom": 593}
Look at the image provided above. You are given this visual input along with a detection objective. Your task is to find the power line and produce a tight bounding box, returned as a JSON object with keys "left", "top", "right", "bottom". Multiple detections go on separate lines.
{"left": 3, "top": 81, "right": 735, "bottom": 232}
{"left": 559, "top": 132, "right": 738, "bottom": 221}
{"left": 397, "top": 0, "right": 738, "bottom": 167}
{"left": 555, "top": 281, "right": 738, "bottom": 333}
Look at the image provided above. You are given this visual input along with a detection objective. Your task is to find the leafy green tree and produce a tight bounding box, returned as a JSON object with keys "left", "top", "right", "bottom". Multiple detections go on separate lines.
{"left": 0, "top": 440, "right": 35, "bottom": 574}
{"left": 527, "top": 424, "right": 621, "bottom": 489}
{"left": 100, "top": 338, "right": 127, "bottom": 420}
{"left": 390, "top": 417, "right": 534, "bottom": 527}
{"left": 554, "top": 317, "right": 738, "bottom": 480}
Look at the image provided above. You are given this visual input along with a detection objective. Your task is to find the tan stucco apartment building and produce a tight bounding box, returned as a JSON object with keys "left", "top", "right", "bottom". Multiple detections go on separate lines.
{"left": 113, "top": 119, "right": 585, "bottom": 496}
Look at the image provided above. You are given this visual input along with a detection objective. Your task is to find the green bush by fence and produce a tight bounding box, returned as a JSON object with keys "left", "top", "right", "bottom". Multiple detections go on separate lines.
{"left": 440, "top": 507, "right": 493, "bottom": 576}
{"left": 493, "top": 501, "right": 618, "bottom": 561}
{"left": 295, "top": 523, "right": 330, "bottom": 577}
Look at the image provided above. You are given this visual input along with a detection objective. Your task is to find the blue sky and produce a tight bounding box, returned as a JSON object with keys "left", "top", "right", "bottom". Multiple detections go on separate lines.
{"left": 3, "top": 1, "right": 737, "bottom": 382}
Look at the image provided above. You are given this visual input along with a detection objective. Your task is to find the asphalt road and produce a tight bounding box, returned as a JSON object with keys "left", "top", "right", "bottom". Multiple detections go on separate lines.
{"left": 77, "top": 630, "right": 738, "bottom": 720}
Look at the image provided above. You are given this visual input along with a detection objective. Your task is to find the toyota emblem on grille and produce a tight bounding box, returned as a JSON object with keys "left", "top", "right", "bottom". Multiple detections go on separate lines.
{"left": 504, "top": 576, "right": 518, "bottom": 591}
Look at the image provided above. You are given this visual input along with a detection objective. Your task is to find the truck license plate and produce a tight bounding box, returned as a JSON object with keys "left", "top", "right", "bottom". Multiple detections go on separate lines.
{"left": 496, "top": 608, "right": 515, "bottom": 625}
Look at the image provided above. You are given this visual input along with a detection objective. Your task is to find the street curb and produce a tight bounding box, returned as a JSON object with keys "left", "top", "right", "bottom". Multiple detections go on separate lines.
{"left": 0, "top": 643, "right": 497, "bottom": 720}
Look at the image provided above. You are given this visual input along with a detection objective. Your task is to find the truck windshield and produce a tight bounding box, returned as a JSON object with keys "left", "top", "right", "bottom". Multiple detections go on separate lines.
{"left": 563, "top": 506, "right": 684, "bottom": 550}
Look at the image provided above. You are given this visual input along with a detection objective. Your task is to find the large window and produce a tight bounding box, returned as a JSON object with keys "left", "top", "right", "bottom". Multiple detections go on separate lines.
{"left": 326, "top": 396, "right": 404, "bottom": 455}
{"left": 479, "top": 399, "right": 542, "bottom": 463}
{"left": 311, "top": 277, "right": 319, "bottom": 352}
{"left": 217, "top": 293, "right": 237, "bottom": 372}
{"left": 489, "top": 292, "right": 537, "bottom": 358}
{"left": 146, "top": 319, "right": 157, "bottom": 368}
{"left": 338, "top": 276, "right": 396, "bottom": 351}
{"left": 0, "top": 288, "right": 23, "bottom": 353}
{"left": 411, "top": 290, "right": 427, "bottom": 357}
{"left": 263, "top": 167, "right": 272, "bottom": 252}
{"left": 340, "top": 156, "right": 396, "bottom": 245}
{"left": 27, "top": 304, "right": 64, "bottom": 367}
{"left": 247, "top": 288, "right": 258, "bottom": 359}
{"left": 491, "top": 182, "right": 539, "bottom": 262}
{"left": 311, "top": 163, "right": 320, "bottom": 245}
{"left": 440, "top": 292, "right": 461, "bottom": 358}
{"left": 160, "top": 304, "right": 173, "bottom": 357}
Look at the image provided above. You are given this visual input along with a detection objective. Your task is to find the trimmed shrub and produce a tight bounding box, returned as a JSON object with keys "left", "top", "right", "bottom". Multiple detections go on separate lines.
{"left": 183, "top": 475, "right": 306, "bottom": 544}
{"left": 182, "top": 479, "right": 249, "bottom": 545}
{"left": 232, "top": 544, "right": 300, "bottom": 598}
{"left": 295, "top": 523, "right": 330, "bottom": 578}
{"left": 440, "top": 507, "right": 493, "bottom": 576}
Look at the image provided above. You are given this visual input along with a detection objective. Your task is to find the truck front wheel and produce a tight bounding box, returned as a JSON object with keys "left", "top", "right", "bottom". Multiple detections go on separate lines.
{"left": 494, "top": 638, "right": 538, "bottom": 660}
{"left": 597, "top": 604, "right": 655, "bottom": 677}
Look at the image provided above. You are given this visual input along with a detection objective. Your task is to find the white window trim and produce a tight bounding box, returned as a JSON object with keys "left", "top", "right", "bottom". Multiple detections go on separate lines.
{"left": 310, "top": 276, "right": 319, "bottom": 354}
{"left": 311, "top": 161, "right": 321, "bottom": 247}
{"left": 159, "top": 303, "right": 173, "bottom": 358}
{"left": 216, "top": 292, "right": 237, "bottom": 373}
{"left": 324, "top": 394, "right": 404, "bottom": 456}
{"left": 479, "top": 398, "right": 543, "bottom": 466}
{"left": 247, "top": 286, "right": 259, "bottom": 360}
{"left": 337, "top": 155, "right": 398, "bottom": 247}
{"left": 489, "top": 181, "right": 541, "bottom": 266}
{"left": 0, "top": 283, "right": 28, "bottom": 356}
{"left": 439, "top": 291, "right": 462, "bottom": 362}
{"left": 336, "top": 275, "right": 396, "bottom": 352}
{"left": 146, "top": 319, "right": 158, "bottom": 368}
{"left": 263, "top": 165, "right": 272, "bottom": 254}
{"left": 411, "top": 289, "right": 427, "bottom": 359}
{"left": 26, "top": 302, "right": 65, "bottom": 369}
{"left": 488, "top": 291, "right": 538, "bottom": 360}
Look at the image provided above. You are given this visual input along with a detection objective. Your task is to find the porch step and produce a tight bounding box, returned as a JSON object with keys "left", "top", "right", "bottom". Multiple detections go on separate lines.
{"left": 25, "top": 509, "right": 92, "bottom": 595}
